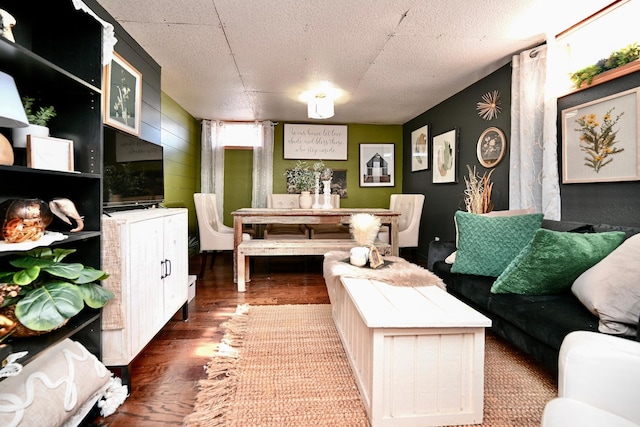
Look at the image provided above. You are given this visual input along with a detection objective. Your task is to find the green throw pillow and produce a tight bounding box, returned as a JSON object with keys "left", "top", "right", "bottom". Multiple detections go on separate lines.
{"left": 491, "top": 229, "right": 626, "bottom": 295}
{"left": 450, "top": 211, "right": 543, "bottom": 277}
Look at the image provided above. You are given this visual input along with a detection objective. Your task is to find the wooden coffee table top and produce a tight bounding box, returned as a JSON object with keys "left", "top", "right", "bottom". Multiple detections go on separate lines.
{"left": 340, "top": 277, "right": 492, "bottom": 329}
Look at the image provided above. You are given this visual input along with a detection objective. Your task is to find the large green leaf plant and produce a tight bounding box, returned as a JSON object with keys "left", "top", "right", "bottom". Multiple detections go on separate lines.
{"left": 0, "top": 248, "right": 112, "bottom": 332}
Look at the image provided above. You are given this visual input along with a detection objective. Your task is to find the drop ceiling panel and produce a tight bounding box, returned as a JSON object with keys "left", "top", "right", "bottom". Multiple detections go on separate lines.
{"left": 96, "top": 0, "right": 617, "bottom": 124}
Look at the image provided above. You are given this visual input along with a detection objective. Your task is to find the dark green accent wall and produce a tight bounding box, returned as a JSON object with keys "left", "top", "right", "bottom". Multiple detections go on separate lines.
{"left": 403, "top": 64, "right": 512, "bottom": 259}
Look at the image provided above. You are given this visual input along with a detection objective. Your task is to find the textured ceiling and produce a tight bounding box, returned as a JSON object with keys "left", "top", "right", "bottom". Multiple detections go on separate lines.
{"left": 96, "top": 0, "right": 615, "bottom": 124}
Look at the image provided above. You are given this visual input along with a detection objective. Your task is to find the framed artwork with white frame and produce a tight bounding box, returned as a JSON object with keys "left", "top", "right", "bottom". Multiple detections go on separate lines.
{"left": 432, "top": 129, "right": 458, "bottom": 184}
{"left": 103, "top": 51, "right": 142, "bottom": 136}
{"left": 411, "top": 124, "right": 429, "bottom": 171}
{"left": 561, "top": 87, "right": 640, "bottom": 183}
{"left": 27, "top": 135, "right": 74, "bottom": 172}
{"left": 359, "top": 143, "right": 395, "bottom": 187}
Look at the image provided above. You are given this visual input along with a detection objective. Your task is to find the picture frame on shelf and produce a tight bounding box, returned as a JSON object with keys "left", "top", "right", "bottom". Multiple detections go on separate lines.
{"left": 411, "top": 124, "right": 429, "bottom": 172}
{"left": 359, "top": 143, "right": 395, "bottom": 187}
{"left": 26, "top": 135, "right": 74, "bottom": 172}
{"left": 477, "top": 127, "right": 507, "bottom": 168}
{"left": 432, "top": 129, "right": 458, "bottom": 184}
{"left": 561, "top": 87, "right": 639, "bottom": 183}
{"left": 103, "top": 51, "right": 142, "bottom": 137}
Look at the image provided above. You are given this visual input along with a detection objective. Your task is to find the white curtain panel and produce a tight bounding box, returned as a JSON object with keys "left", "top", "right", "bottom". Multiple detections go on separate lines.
{"left": 510, "top": 42, "right": 561, "bottom": 220}
{"left": 252, "top": 121, "right": 274, "bottom": 208}
{"left": 201, "top": 119, "right": 225, "bottom": 216}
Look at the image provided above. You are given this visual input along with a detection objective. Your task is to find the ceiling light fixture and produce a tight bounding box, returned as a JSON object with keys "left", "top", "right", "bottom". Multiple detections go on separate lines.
{"left": 307, "top": 93, "right": 334, "bottom": 119}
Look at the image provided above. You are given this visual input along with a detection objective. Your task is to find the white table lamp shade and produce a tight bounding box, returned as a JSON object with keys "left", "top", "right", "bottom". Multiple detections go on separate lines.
{"left": 0, "top": 71, "right": 28, "bottom": 128}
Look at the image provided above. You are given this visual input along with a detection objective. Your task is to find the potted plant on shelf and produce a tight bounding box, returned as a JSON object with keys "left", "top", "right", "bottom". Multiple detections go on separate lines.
{"left": 284, "top": 160, "right": 316, "bottom": 208}
{"left": 11, "top": 96, "right": 57, "bottom": 149}
{"left": 0, "top": 247, "right": 112, "bottom": 338}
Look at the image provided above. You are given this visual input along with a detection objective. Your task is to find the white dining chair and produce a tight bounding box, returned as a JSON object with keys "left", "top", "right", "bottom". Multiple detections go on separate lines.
{"left": 378, "top": 194, "right": 425, "bottom": 261}
{"left": 194, "top": 193, "right": 250, "bottom": 277}
{"left": 308, "top": 194, "right": 351, "bottom": 239}
{"left": 263, "top": 194, "right": 310, "bottom": 239}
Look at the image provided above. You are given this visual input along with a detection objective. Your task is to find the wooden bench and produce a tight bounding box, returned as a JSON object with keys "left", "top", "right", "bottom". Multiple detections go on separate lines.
{"left": 235, "top": 239, "right": 390, "bottom": 292}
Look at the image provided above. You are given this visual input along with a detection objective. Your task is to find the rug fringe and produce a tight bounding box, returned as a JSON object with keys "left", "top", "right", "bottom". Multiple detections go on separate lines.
{"left": 183, "top": 304, "right": 250, "bottom": 427}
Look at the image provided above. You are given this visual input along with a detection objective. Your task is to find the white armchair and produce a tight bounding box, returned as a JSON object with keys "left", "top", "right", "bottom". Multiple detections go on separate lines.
{"left": 541, "top": 331, "right": 640, "bottom": 427}
{"left": 379, "top": 194, "right": 425, "bottom": 260}
{"left": 194, "top": 193, "right": 250, "bottom": 277}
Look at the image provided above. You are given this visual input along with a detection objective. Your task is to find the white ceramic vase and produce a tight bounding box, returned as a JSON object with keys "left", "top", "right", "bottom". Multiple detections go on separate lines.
{"left": 349, "top": 246, "right": 369, "bottom": 267}
{"left": 322, "top": 180, "right": 332, "bottom": 209}
{"left": 299, "top": 191, "right": 313, "bottom": 209}
{"left": 11, "top": 124, "right": 49, "bottom": 148}
{"left": 312, "top": 175, "right": 322, "bottom": 209}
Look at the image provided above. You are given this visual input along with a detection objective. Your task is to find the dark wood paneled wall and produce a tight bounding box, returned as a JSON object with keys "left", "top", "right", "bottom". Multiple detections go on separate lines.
{"left": 84, "top": 0, "right": 162, "bottom": 145}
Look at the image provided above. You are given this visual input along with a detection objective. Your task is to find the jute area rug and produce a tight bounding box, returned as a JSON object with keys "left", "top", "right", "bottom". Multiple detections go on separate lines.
{"left": 184, "top": 304, "right": 557, "bottom": 427}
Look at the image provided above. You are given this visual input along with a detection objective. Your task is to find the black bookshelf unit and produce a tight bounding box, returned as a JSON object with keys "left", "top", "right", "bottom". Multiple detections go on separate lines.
{"left": 0, "top": 1, "right": 104, "bottom": 365}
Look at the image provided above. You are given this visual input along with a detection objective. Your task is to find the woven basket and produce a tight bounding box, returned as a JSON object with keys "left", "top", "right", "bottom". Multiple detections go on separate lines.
{"left": 0, "top": 305, "right": 68, "bottom": 338}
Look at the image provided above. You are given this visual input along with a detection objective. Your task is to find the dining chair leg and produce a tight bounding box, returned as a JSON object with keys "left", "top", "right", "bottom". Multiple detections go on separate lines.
{"left": 198, "top": 252, "right": 208, "bottom": 278}
{"left": 209, "top": 251, "right": 217, "bottom": 269}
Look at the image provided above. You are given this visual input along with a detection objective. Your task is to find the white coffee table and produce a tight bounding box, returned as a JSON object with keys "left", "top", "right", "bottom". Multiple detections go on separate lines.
{"left": 333, "top": 277, "right": 491, "bottom": 427}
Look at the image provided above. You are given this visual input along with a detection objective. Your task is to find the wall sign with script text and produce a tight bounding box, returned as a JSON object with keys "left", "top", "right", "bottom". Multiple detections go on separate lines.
{"left": 284, "top": 124, "right": 348, "bottom": 160}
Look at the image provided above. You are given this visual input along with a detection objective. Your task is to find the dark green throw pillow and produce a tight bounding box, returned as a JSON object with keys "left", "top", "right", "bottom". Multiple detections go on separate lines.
{"left": 491, "top": 229, "right": 626, "bottom": 295}
{"left": 450, "top": 211, "right": 543, "bottom": 277}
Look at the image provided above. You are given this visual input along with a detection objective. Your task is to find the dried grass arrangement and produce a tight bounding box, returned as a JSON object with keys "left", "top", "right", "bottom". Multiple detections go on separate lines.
{"left": 464, "top": 165, "right": 494, "bottom": 214}
{"left": 349, "top": 213, "right": 381, "bottom": 246}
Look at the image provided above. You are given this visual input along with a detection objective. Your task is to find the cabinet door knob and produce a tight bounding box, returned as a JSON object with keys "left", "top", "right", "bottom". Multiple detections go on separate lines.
{"left": 160, "top": 260, "right": 166, "bottom": 279}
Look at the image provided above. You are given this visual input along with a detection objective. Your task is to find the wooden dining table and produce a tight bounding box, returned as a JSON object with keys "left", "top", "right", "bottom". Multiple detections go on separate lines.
{"left": 231, "top": 208, "right": 400, "bottom": 287}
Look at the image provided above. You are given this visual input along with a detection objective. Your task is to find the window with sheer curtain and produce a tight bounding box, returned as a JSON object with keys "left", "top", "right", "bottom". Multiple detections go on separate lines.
{"left": 510, "top": 1, "right": 639, "bottom": 221}
{"left": 201, "top": 120, "right": 274, "bottom": 216}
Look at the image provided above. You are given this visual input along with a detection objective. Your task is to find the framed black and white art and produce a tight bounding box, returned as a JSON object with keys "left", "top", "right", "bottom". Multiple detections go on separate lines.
{"left": 103, "top": 52, "right": 142, "bottom": 136}
{"left": 359, "top": 143, "right": 395, "bottom": 187}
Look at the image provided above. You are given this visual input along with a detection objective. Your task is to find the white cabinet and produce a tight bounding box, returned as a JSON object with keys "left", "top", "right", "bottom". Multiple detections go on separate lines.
{"left": 101, "top": 208, "right": 188, "bottom": 377}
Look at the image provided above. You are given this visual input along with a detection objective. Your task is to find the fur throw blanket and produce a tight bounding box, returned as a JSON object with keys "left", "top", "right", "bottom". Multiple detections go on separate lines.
{"left": 323, "top": 251, "right": 446, "bottom": 290}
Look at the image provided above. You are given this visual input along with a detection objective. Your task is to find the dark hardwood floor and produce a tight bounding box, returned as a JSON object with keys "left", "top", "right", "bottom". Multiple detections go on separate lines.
{"left": 98, "top": 252, "right": 333, "bottom": 426}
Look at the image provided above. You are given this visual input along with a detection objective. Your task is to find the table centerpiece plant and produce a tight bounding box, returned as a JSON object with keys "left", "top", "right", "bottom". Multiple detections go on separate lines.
{"left": 285, "top": 160, "right": 315, "bottom": 193}
{"left": 0, "top": 247, "right": 113, "bottom": 338}
{"left": 285, "top": 160, "right": 318, "bottom": 208}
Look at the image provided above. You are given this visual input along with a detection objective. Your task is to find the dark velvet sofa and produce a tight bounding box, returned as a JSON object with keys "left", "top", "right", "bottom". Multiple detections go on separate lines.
{"left": 428, "top": 219, "right": 640, "bottom": 375}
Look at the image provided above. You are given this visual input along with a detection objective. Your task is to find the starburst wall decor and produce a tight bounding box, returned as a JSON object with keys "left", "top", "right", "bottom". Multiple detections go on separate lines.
{"left": 476, "top": 90, "right": 501, "bottom": 120}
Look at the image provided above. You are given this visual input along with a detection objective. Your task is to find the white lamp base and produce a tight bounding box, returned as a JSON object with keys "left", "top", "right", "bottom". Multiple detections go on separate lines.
{"left": 12, "top": 124, "right": 49, "bottom": 148}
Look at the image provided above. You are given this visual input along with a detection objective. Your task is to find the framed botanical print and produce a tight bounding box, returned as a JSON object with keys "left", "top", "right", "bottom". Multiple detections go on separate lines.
{"left": 411, "top": 124, "right": 429, "bottom": 171}
{"left": 359, "top": 143, "right": 395, "bottom": 187}
{"left": 561, "top": 87, "right": 640, "bottom": 183}
{"left": 432, "top": 129, "right": 458, "bottom": 183}
{"left": 477, "top": 127, "right": 507, "bottom": 168}
{"left": 103, "top": 51, "right": 142, "bottom": 136}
